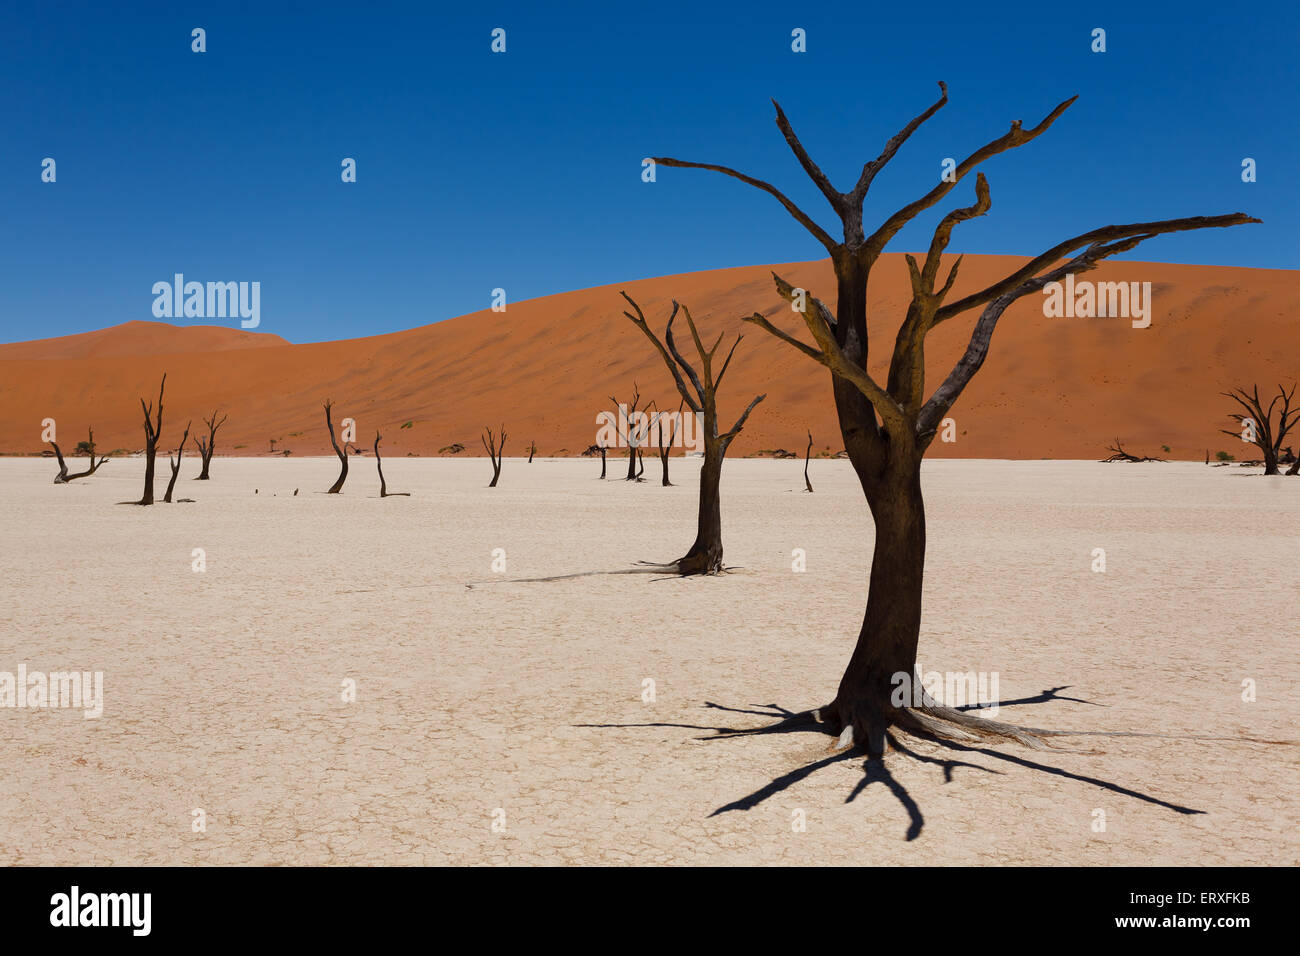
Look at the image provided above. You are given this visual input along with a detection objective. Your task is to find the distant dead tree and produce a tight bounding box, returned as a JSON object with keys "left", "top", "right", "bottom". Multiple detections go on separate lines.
{"left": 609, "top": 384, "right": 647, "bottom": 481}
{"left": 194, "top": 409, "right": 228, "bottom": 480}
{"left": 527, "top": 440, "right": 538, "bottom": 463}
{"left": 374, "top": 431, "right": 410, "bottom": 497}
{"left": 653, "top": 85, "right": 1256, "bottom": 752}
{"left": 598, "top": 441, "right": 607, "bottom": 479}
{"left": 482, "top": 425, "right": 506, "bottom": 487}
{"left": 804, "top": 430, "right": 815, "bottom": 492}
{"left": 622, "top": 293, "right": 765, "bottom": 574}
{"left": 650, "top": 399, "right": 684, "bottom": 486}
{"left": 50, "top": 427, "right": 108, "bottom": 483}
{"left": 1221, "top": 383, "right": 1298, "bottom": 476}
{"left": 136, "top": 374, "right": 166, "bottom": 506}
{"left": 323, "top": 401, "right": 351, "bottom": 493}
{"left": 1101, "top": 439, "right": 1165, "bottom": 463}
{"left": 163, "top": 420, "right": 191, "bottom": 503}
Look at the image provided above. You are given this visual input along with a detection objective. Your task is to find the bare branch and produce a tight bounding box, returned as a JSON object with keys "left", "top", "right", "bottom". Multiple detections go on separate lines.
{"left": 852, "top": 81, "right": 949, "bottom": 198}
{"left": 651, "top": 157, "right": 839, "bottom": 252}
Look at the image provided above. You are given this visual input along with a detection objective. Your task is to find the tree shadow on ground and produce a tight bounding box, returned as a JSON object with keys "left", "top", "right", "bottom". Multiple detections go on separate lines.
{"left": 577, "top": 689, "right": 1203, "bottom": 842}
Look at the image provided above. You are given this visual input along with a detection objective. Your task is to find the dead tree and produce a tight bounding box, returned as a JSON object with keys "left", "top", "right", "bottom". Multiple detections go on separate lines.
{"left": 1101, "top": 439, "right": 1165, "bottom": 463}
{"left": 164, "top": 420, "right": 191, "bottom": 503}
{"left": 622, "top": 294, "right": 765, "bottom": 574}
{"left": 50, "top": 427, "right": 109, "bottom": 483}
{"left": 598, "top": 441, "right": 607, "bottom": 479}
{"left": 194, "top": 409, "right": 228, "bottom": 480}
{"left": 654, "top": 85, "right": 1256, "bottom": 752}
{"left": 650, "top": 399, "right": 684, "bottom": 486}
{"left": 136, "top": 374, "right": 166, "bottom": 505}
{"left": 374, "top": 431, "right": 411, "bottom": 497}
{"left": 609, "top": 385, "right": 647, "bottom": 481}
{"left": 323, "top": 401, "right": 349, "bottom": 493}
{"left": 804, "top": 430, "right": 815, "bottom": 492}
{"left": 1221, "top": 384, "right": 1298, "bottom": 476}
{"left": 527, "top": 440, "right": 537, "bottom": 463}
{"left": 482, "top": 426, "right": 506, "bottom": 487}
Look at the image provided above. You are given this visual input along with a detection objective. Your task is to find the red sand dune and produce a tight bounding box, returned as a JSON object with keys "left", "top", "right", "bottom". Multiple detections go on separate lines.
{"left": 0, "top": 256, "right": 1296, "bottom": 460}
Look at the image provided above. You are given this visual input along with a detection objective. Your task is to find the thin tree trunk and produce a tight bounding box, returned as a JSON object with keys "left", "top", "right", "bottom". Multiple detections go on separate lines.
{"left": 599, "top": 445, "right": 607, "bottom": 479}
{"left": 324, "top": 402, "right": 348, "bottom": 494}
{"left": 137, "top": 374, "right": 166, "bottom": 506}
{"left": 675, "top": 437, "right": 725, "bottom": 574}
{"left": 374, "top": 430, "right": 410, "bottom": 497}
{"left": 164, "top": 421, "right": 191, "bottom": 502}
{"left": 804, "top": 430, "right": 814, "bottom": 492}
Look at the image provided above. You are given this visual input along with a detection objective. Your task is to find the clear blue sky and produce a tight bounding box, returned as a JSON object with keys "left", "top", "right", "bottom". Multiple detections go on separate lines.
{"left": 2, "top": 0, "right": 1294, "bottom": 344}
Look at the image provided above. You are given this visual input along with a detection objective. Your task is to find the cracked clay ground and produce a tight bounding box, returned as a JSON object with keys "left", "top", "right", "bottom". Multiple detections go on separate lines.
{"left": 1, "top": 457, "right": 1295, "bottom": 865}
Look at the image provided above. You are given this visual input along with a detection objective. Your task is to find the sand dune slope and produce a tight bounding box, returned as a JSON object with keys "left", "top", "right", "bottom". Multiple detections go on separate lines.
{"left": 0, "top": 257, "right": 1295, "bottom": 460}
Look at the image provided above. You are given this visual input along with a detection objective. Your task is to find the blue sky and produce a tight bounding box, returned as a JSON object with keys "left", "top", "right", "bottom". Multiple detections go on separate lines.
{"left": 2, "top": 0, "right": 1294, "bottom": 344}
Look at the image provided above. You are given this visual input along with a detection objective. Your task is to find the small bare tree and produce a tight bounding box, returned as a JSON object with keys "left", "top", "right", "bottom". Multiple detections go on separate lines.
{"left": 136, "top": 374, "right": 166, "bottom": 506}
{"left": 804, "top": 430, "right": 814, "bottom": 492}
{"left": 163, "top": 420, "right": 191, "bottom": 503}
{"left": 598, "top": 440, "right": 607, "bottom": 479}
{"left": 323, "top": 401, "right": 350, "bottom": 493}
{"left": 374, "top": 430, "right": 411, "bottom": 497}
{"left": 50, "top": 427, "right": 108, "bottom": 483}
{"left": 649, "top": 399, "right": 684, "bottom": 486}
{"left": 482, "top": 426, "right": 506, "bottom": 487}
{"left": 195, "top": 409, "right": 228, "bottom": 480}
{"left": 527, "top": 440, "right": 537, "bottom": 463}
{"left": 1221, "top": 384, "right": 1298, "bottom": 476}
{"left": 622, "top": 293, "right": 765, "bottom": 575}
{"left": 609, "top": 385, "right": 647, "bottom": 481}
{"left": 1101, "top": 439, "right": 1165, "bottom": 463}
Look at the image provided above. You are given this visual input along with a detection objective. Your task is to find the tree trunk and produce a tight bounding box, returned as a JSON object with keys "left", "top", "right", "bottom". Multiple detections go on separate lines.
{"left": 676, "top": 437, "right": 725, "bottom": 574}
{"left": 823, "top": 460, "right": 926, "bottom": 755}
{"left": 599, "top": 446, "right": 607, "bottom": 479}
{"left": 197, "top": 441, "right": 212, "bottom": 479}
{"left": 1263, "top": 447, "right": 1280, "bottom": 476}
{"left": 820, "top": 259, "right": 928, "bottom": 754}
{"left": 625, "top": 445, "right": 637, "bottom": 481}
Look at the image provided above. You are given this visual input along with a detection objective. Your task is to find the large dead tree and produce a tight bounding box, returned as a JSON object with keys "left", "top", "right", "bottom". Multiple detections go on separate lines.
{"left": 654, "top": 85, "right": 1257, "bottom": 753}
{"left": 482, "top": 426, "right": 506, "bottom": 487}
{"left": 1221, "top": 384, "right": 1298, "bottom": 476}
{"left": 374, "top": 430, "right": 411, "bottom": 497}
{"left": 194, "top": 409, "right": 228, "bottom": 480}
{"left": 323, "top": 401, "right": 350, "bottom": 493}
{"left": 136, "top": 374, "right": 166, "bottom": 506}
{"left": 622, "top": 294, "right": 766, "bottom": 574}
{"left": 50, "top": 427, "right": 108, "bottom": 483}
{"left": 164, "top": 420, "right": 191, "bottom": 503}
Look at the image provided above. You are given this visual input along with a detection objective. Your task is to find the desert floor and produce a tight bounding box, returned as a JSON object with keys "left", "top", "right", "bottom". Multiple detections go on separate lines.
{"left": 0, "top": 456, "right": 1295, "bottom": 865}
